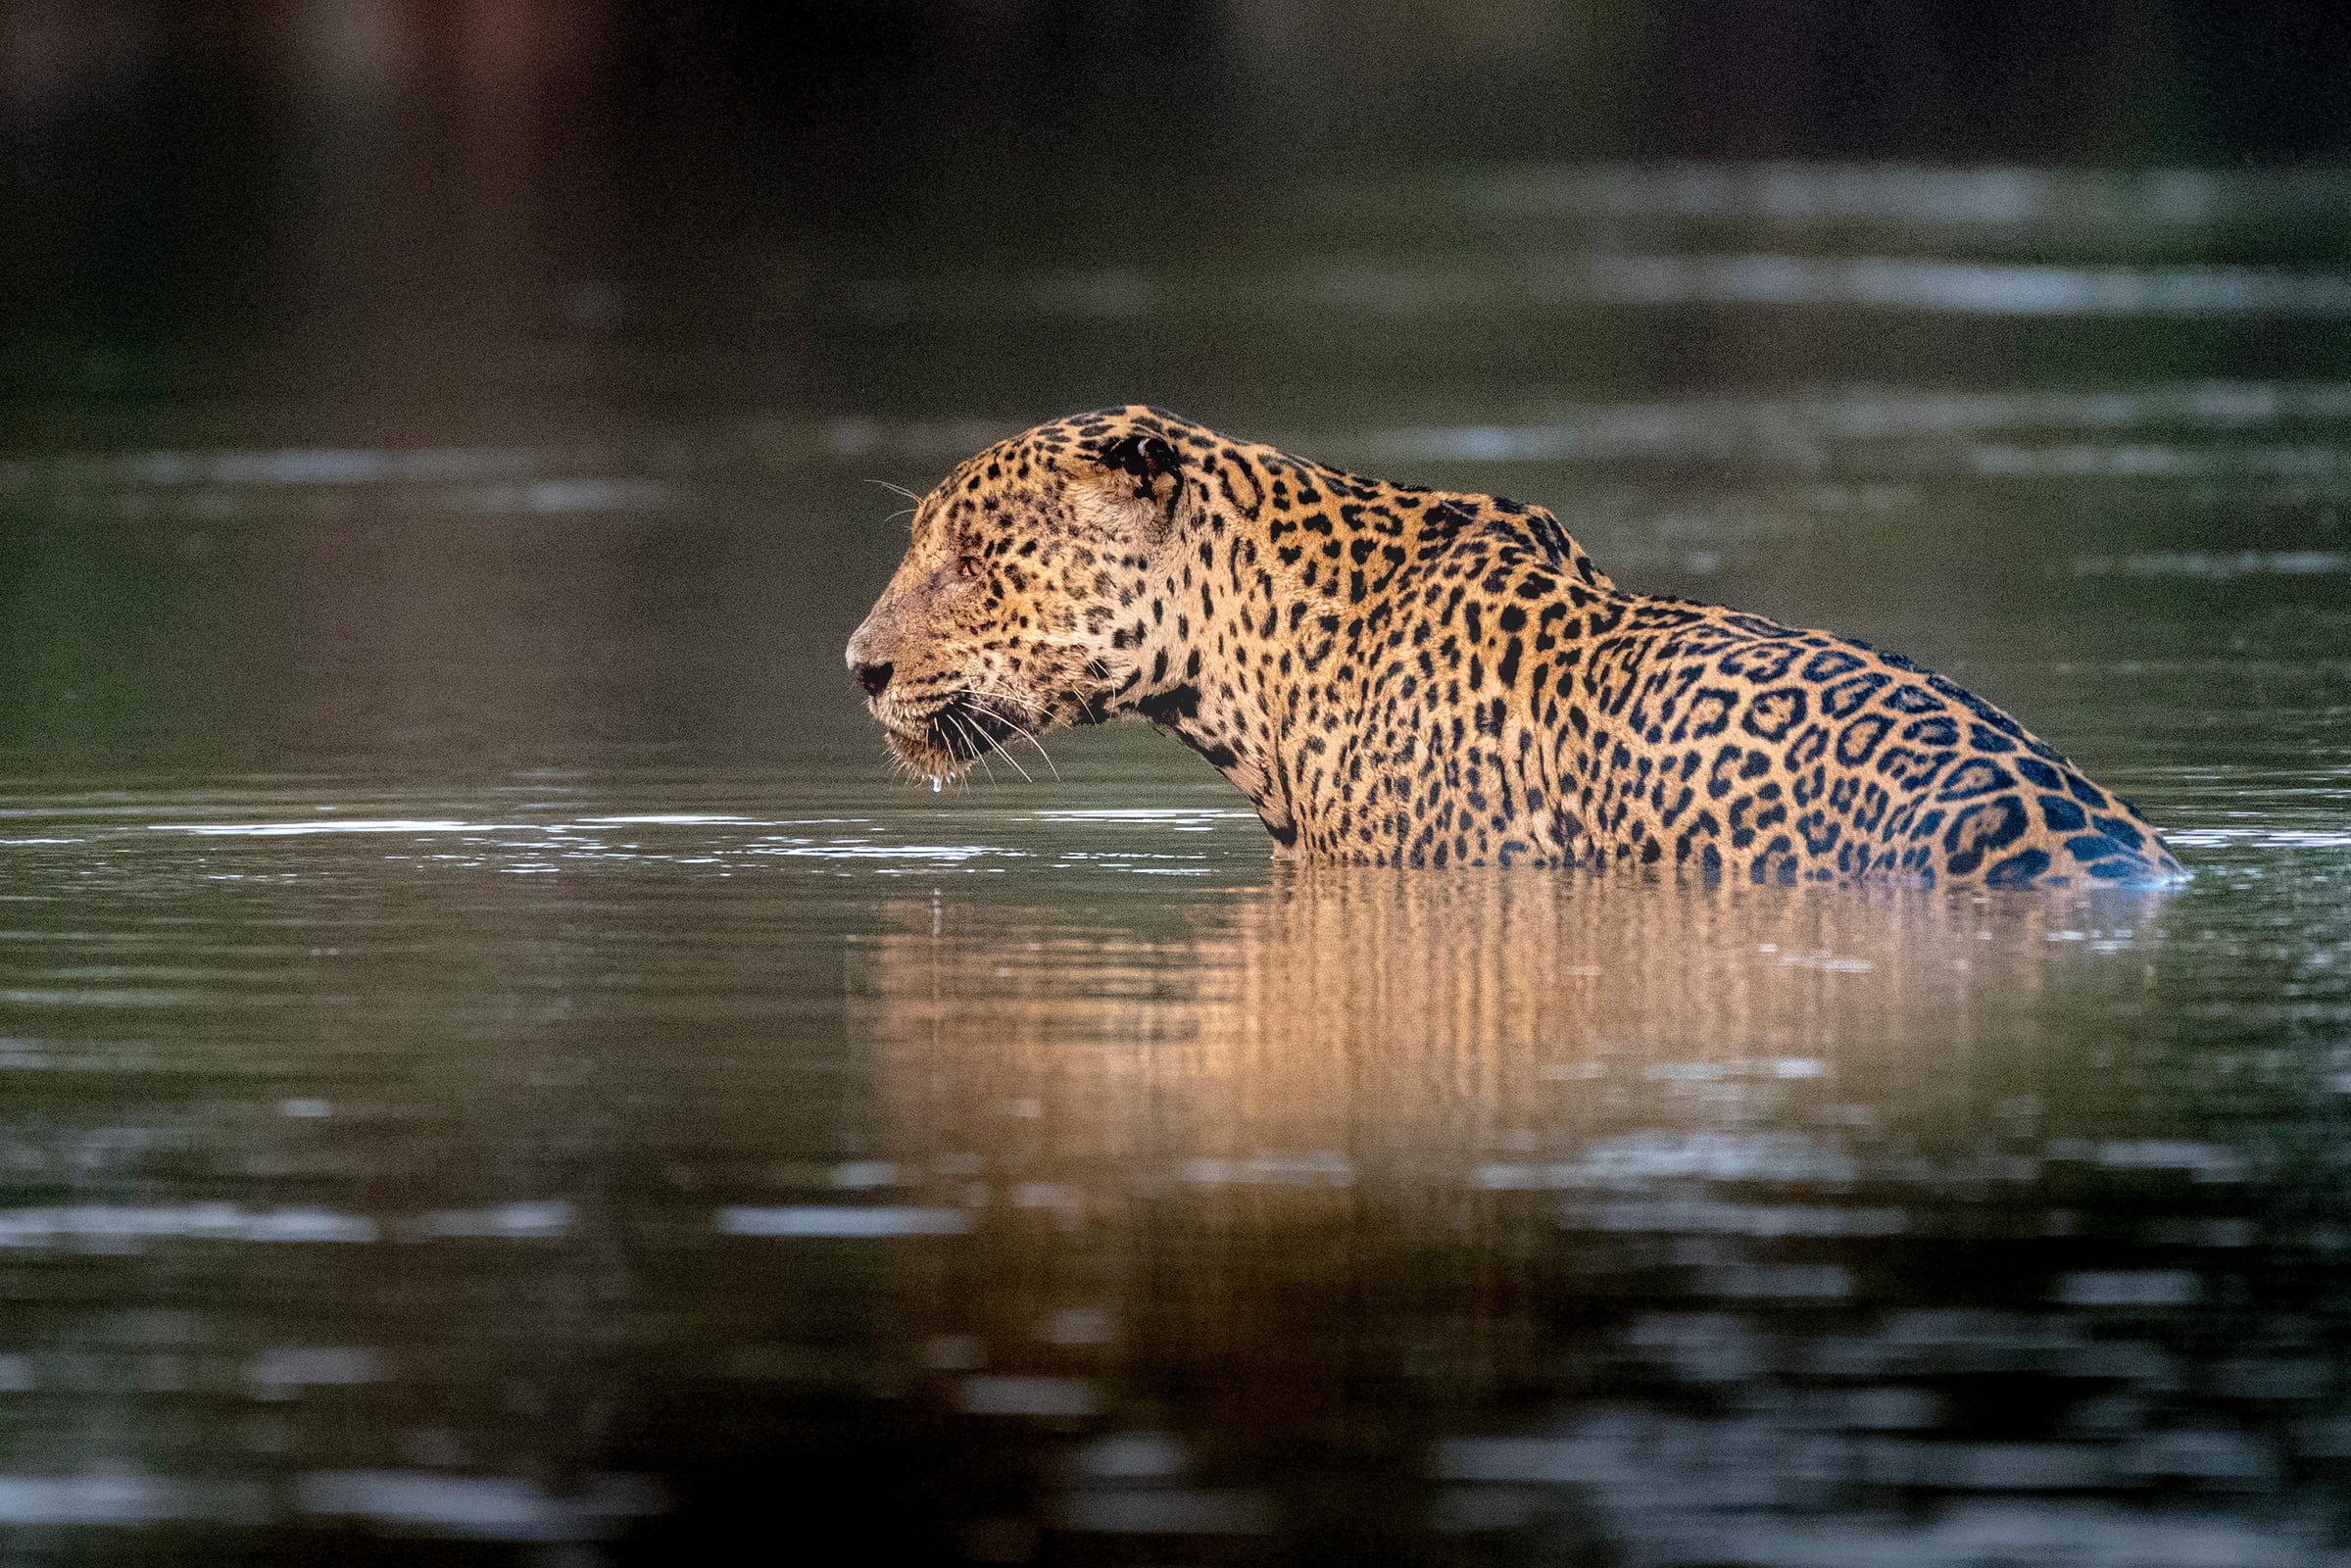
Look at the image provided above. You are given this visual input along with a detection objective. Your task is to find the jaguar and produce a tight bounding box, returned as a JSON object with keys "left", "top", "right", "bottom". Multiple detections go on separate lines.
{"left": 844, "top": 406, "right": 2181, "bottom": 885}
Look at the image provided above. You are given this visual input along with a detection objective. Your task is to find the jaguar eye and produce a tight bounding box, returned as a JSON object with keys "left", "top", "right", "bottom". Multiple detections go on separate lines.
{"left": 955, "top": 555, "right": 982, "bottom": 580}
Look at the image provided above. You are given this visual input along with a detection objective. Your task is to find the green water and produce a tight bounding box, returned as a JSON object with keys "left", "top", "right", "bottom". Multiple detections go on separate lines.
{"left": 6, "top": 131, "right": 2351, "bottom": 1565}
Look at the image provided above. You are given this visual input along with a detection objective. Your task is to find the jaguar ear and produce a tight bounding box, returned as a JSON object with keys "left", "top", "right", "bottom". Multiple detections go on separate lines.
{"left": 1075, "top": 432, "right": 1184, "bottom": 538}
{"left": 1100, "top": 433, "right": 1179, "bottom": 488}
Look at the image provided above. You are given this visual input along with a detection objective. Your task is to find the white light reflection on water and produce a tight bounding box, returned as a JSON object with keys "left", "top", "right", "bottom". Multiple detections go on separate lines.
{"left": 125, "top": 805, "right": 1296, "bottom": 882}
{"left": 1429, "top": 1423, "right": 2300, "bottom": 1563}
{"left": 295, "top": 1471, "right": 663, "bottom": 1542}
{"left": 17, "top": 380, "right": 2351, "bottom": 543}
{"left": 0, "top": 1205, "right": 377, "bottom": 1246}
{"left": 2066, "top": 551, "right": 2351, "bottom": 577}
{"left": 1326, "top": 255, "right": 2351, "bottom": 318}
{"left": 0, "top": 1472, "right": 269, "bottom": 1527}
{"left": 0, "top": 446, "right": 671, "bottom": 513}
{"left": 716, "top": 1205, "right": 973, "bottom": 1237}
{"left": 152, "top": 819, "right": 494, "bottom": 836}
{"left": 1035, "top": 808, "right": 1260, "bottom": 819}
{"left": 2164, "top": 828, "right": 2351, "bottom": 851}
{"left": 1359, "top": 380, "right": 2351, "bottom": 469}
{"left": 248, "top": 1347, "right": 382, "bottom": 1397}
{"left": 844, "top": 258, "right": 2351, "bottom": 323}
{"left": 1441, "top": 162, "right": 2351, "bottom": 229}
{"left": 957, "top": 1376, "right": 1102, "bottom": 1417}
{"left": 424, "top": 1200, "right": 574, "bottom": 1239}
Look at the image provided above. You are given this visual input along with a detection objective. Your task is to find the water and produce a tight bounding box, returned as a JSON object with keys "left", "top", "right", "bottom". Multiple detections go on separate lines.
{"left": 2, "top": 755, "right": 2347, "bottom": 1562}
{"left": 8, "top": 111, "right": 2351, "bottom": 1568}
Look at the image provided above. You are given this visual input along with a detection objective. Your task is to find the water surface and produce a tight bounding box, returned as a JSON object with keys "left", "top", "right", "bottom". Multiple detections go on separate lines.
{"left": 4, "top": 154, "right": 2351, "bottom": 1564}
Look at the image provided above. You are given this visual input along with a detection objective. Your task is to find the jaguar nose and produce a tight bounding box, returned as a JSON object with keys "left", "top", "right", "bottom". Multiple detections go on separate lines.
{"left": 854, "top": 661, "right": 894, "bottom": 698}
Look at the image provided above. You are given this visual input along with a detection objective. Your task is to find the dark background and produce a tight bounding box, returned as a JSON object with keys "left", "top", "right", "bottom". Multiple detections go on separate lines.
{"left": 10, "top": 0, "right": 2351, "bottom": 417}
{"left": 6, "top": 0, "right": 2351, "bottom": 769}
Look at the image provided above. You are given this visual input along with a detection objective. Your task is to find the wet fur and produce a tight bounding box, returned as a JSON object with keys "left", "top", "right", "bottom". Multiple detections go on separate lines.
{"left": 846, "top": 407, "right": 2182, "bottom": 886}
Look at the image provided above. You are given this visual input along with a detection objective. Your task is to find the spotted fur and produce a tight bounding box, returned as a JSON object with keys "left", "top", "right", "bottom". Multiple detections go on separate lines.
{"left": 845, "top": 407, "right": 2182, "bottom": 886}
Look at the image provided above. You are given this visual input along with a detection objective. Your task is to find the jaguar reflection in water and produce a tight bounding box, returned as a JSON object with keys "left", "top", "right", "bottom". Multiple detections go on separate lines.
{"left": 845, "top": 407, "right": 2183, "bottom": 884}
{"left": 848, "top": 867, "right": 2327, "bottom": 1562}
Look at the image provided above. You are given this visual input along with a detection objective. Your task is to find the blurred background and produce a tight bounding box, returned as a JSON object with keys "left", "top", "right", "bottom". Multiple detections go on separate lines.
{"left": 5, "top": 0, "right": 2351, "bottom": 770}
{"left": 7, "top": 4, "right": 2351, "bottom": 1565}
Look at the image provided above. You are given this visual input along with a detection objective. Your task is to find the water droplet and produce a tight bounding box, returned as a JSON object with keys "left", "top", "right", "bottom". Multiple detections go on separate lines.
{"left": 931, "top": 776, "right": 944, "bottom": 793}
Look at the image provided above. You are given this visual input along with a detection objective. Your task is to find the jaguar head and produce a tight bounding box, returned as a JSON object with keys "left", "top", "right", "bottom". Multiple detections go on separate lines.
{"left": 844, "top": 407, "right": 1193, "bottom": 782}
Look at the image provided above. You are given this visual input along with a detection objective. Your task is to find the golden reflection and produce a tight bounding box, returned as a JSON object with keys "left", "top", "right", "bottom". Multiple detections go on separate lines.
{"left": 864, "top": 873, "right": 2162, "bottom": 1165}
{"left": 853, "top": 871, "right": 2180, "bottom": 1551}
